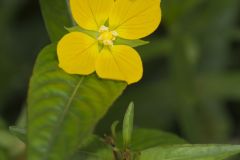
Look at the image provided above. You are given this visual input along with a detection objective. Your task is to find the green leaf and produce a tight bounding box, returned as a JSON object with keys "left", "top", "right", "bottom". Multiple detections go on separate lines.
{"left": 130, "top": 128, "right": 186, "bottom": 150}
{"left": 123, "top": 102, "right": 134, "bottom": 148}
{"left": 27, "top": 44, "right": 127, "bottom": 160}
{"left": 39, "top": 0, "right": 73, "bottom": 41}
{"left": 140, "top": 144, "right": 240, "bottom": 160}
{"left": 114, "top": 128, "right": 186, "bottom": 150}
{"left": 111, "top": 121, "right": 119, "bottom": 139}
{"left": 9, "top": 126, "right": 26, "bottom": 143}
{"left": 0, "top": 129, "right": 24, "bottom": 157}
{"left": 67, "top": 26, "right": 149, "bottom": 48}
{"left": 66, "top": 26, "right": 98, "bottom": 38}
{"left": 114, "top": 38, "right": 149, "bottom": 48}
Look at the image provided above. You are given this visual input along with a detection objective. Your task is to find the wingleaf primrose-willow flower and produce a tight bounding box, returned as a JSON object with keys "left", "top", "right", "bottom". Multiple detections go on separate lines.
{"left": 57, "top": 0, "right": 161, "bottom": 84}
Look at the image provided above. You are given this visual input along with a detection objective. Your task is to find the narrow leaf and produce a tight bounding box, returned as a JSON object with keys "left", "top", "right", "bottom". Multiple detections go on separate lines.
{"left": 27, "top": 44, "right": 126, "bottom": 160}
{"left": 66, "top": 26, "right": 98, "bottom": 38}
{"left": 123, "top": 102, "right": 134, "bottom": 148}
{"left": 140, "top": 144, "right": 240, "bottom": 160}
{"left": 111, "top": 121, "right": 119, "bottom": 139}
{"left": 67, "top": 26, "right": 149, "bottom": 48}
{"left": 114, "top": 38, "right": 149, "bottom": 48}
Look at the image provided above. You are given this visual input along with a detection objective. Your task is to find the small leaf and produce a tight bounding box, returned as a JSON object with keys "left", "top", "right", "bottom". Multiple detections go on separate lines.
{"left": 66, "top": 26, "right": 98, "bottom": 38}
{"left": 114, "top": 38, "right": 149, "bottom": 48}
{"left": 123, "top": 102, "right": 134, "bottom": 148}
{"left": 140, "top": 144, "right": 240, "bottom": 160}
{"left": 67, "top": 26, "right": 149, "bottom": 48}
{"left": 9, "top": 126, "right": 26, "bottom": 143}
{"left": 111, "top": 121, "right": 119, "bottom": 139}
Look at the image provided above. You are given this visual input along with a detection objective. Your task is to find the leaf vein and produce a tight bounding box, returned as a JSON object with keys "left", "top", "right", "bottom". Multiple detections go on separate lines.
{"left": 42, "top": 76, "right": 85, "bottom": 160}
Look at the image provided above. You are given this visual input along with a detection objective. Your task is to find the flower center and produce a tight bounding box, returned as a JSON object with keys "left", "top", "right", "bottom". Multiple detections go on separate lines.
{"left": 98, "top": 25, "right": 118, "bottom": 46}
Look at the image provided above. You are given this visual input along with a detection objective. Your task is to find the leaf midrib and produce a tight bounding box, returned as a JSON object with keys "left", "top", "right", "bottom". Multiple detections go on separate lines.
{"left": 42, "top": 76, "right": 85, "bottom": 160}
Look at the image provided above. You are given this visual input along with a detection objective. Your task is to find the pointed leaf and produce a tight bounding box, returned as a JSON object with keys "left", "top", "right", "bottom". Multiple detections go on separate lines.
{"left": 111, "top": 121, "right": 119, "bottom": 139}
{"left": 123, "top": 102, "right": 134, "bottom": 148}
{"left": 67, "top": 26, "right": 149, "bottom": 48}
{"left": 114, "top": 38, "right": 149, "bottom": 48}
{"left": 66, "top": 26, "right": 98, "bottom": 38}
{"left": 140, "top": 144, "right": 240, "bottom": 160}
{"left": 27, "top": 44, "right": 126, "bottom": 160}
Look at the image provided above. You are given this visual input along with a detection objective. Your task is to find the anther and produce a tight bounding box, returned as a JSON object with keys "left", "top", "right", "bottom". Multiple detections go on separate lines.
{"left": 111, "top": 31, "right": 118, "bottom": 37}
{"left": 99, "top": 25, "right": 109, "bottom": 32}
{"left": 98, "top": 26, "right": 118, "bottom": 46}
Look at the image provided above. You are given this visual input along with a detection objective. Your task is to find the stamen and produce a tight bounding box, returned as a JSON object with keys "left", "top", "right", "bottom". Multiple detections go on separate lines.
{"left": 111, "top": 31, "right": 119, "bottom": 37}
{"left": 99, "top": 25, "right": 109, "bottom": 32}
{"left": 98, "top": 26, "right": 118, "bottom": 46}
{"left": 103, "top": 40, "right": 113, "bottom": 46}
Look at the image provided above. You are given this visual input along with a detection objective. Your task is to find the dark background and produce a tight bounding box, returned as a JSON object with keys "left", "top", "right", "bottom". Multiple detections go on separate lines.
{"left": 0, "top": 0, "right": 240, "bottom": 159}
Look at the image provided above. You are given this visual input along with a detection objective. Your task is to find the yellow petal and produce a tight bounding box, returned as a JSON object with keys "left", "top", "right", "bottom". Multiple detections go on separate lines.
{"left": 70, "top": 0, "right": 114, "bottom": 31}
{"left": 109, "top": 0, "right": 161, "bottom": 39}
{"left": 57, "top": 32, "right": 98, "bottom": 75}
{"left": 96, "top": 45, "right": 143, "bottom": 84}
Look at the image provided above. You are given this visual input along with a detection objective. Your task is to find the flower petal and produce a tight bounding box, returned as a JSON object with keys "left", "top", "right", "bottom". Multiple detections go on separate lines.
{"left": 70, "top": 0, "right": 114, "bottom": 31}
{"left": 96, "top": 45, "right": 143, "bottom": 84}
{"left": 57, "top": 32, "right": 98, "bottom": 75}
{"left": 109, "top": 0, "right": 161, "bottom": 40}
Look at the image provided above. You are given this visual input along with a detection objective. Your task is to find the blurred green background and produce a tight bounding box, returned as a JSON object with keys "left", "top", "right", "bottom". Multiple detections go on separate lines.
{"left": 0, "top": 0, "right": 240, "bottom": 159}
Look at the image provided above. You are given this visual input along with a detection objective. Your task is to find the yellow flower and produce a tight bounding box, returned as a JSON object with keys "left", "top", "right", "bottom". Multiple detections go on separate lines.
{"left": 57, "top": 0, "right": 161, "bottom": 84}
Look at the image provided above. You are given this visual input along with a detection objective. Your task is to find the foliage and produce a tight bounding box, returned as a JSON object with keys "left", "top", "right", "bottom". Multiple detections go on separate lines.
{"left": 0, "top": 0, "right": 240, "bottom": 159}
{"left": 97, "top": 0, "right": 240, "bottom": 144}
{"left": 27, "top": 44, "right": 126, "bottom": 159}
